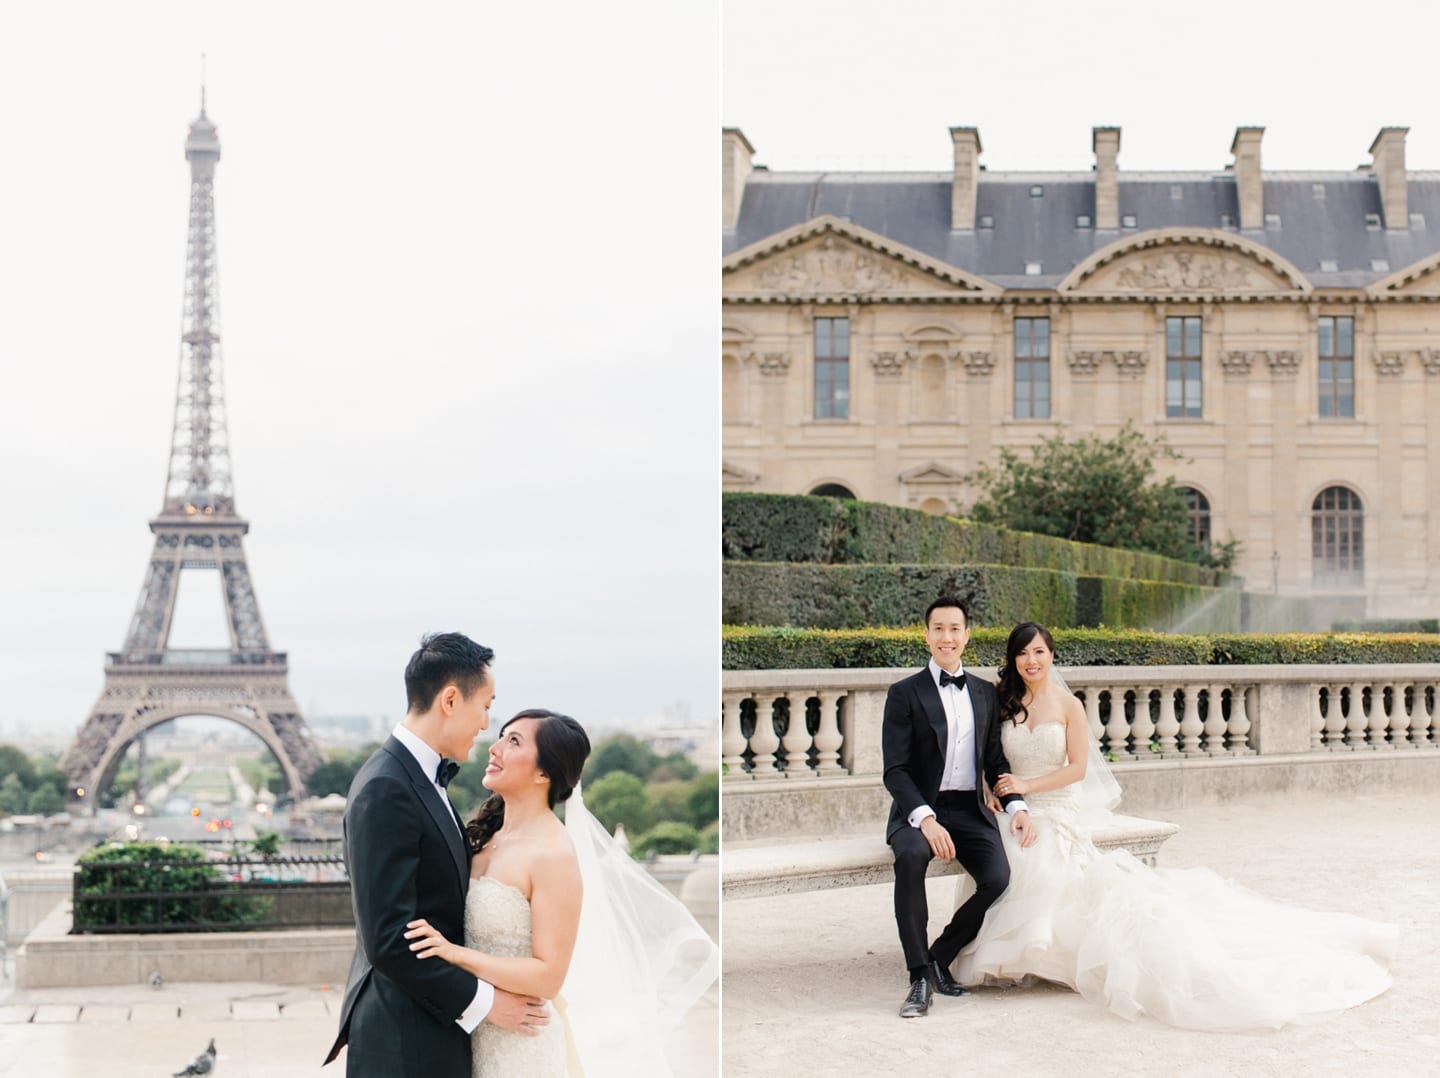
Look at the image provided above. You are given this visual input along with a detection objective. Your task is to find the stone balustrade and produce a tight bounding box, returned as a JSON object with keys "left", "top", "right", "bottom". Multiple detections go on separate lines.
{"left": 722, "top": 664, "right": 1440, "bottom": 783}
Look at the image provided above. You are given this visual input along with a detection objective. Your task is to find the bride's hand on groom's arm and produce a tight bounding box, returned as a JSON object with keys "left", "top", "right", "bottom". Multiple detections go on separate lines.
{"left": 405, "top": 918, "right": 460, "bottom": 966}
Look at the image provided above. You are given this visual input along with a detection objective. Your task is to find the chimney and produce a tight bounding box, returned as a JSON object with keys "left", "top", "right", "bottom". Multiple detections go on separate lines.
{"left": 1092, "top": 126, "right": 1120, "bottom": 229}
{"left": 1369, "top": 127, "right": 1410, "bottom": 229}
{"left": 1230, "top": 127, "right": 1264, "bottom": 230}
{"left": 950, "top": 127, "right": 982, "bottom": 231}
{"left": 722, "top": 128, "right": 755, "bottom": 230}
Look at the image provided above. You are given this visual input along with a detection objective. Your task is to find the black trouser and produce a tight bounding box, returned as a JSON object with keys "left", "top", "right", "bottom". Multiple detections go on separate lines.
{"left": 891, "top": 791, "right": 1011, "bottom": 976}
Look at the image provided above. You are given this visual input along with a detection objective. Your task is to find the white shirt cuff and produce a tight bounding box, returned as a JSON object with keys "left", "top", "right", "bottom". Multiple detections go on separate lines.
{"left": 455, "top": 979, "right": 494, "bottom": 1033}
{"left": 908, "top": 804, "right": 936, "bottom": 829}
{"left": 1004, "top": 799, "right": 1029, "bottom": 816}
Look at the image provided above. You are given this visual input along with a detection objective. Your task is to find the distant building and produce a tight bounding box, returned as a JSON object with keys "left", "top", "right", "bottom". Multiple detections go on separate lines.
{"left": 722, "top": 125, "right": 1440, "bottom": 621}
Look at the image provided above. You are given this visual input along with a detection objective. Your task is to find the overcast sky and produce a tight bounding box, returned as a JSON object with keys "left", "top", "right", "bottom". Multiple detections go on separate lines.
{"left": 0, "top": 2, "right": 719, "bottom": 747}
{"left": 724, "top": 0, "right": 1440, "bottom": 175}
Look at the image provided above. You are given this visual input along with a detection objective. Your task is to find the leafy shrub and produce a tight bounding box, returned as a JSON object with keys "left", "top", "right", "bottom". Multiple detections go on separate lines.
{"left": 74, "top": 842, "right": 272, "bottom": 931}
{"left": 722, "top": 493, "right": 1220, "bottom": 586}
{"left": 721, "top": 625, "right": 1440, "bottom": 670}
{"left": 1332, "top": 618, "right": 1440, "bottom": 634}
{"left": 698, "top": 820, "right": 719, "bottom": 855}
{"left": 630, "top": 821, "right": 702, "bottom": 857}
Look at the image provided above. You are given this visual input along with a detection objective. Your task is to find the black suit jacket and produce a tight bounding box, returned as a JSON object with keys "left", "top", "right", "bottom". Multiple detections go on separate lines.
{"left": 325, "top": 736, "right": 478, "bottom": 1076}
{"left": 881, "top": 667, "right": 1020, "bottom": 843}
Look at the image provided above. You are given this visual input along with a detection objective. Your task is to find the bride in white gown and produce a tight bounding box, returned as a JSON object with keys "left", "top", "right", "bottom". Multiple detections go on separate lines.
{"left": 405, "top": 708, "right": 718, "bottom": 1076}
{"left": 950, "top": 623, "right": 1398, "bottom": 1031}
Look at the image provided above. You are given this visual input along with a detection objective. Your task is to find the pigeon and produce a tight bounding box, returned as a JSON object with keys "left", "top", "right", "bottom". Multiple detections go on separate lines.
{"left": 172, "top": 1038, "right": 216, "bottom": 1076}
{"left": 150, "top": 970, "right": 165, "bottom": 990}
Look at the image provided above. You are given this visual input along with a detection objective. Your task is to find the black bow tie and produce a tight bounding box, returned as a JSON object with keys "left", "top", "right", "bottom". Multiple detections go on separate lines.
{"left": 436, "top": 758, "right": 460, "bottom": 789}
{"left": 938, "top": 670, "right": 967, "bottom": 691}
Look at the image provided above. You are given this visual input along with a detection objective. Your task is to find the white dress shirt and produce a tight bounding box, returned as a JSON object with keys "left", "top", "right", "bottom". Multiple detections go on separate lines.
{"left": 908, "top": 663, "right": 1028, "bottom": 828}
{"left": 391, "top": 724, "right": 493, "bottom": 1032}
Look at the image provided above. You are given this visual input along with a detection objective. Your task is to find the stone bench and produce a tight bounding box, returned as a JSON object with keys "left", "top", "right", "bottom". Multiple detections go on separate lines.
{"left": 722, "top": 814, "right": 1180, "bottom": 901}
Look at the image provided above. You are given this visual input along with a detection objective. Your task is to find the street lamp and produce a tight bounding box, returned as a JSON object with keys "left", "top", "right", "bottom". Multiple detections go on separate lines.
{"left": 1271, "top": 550, "right": 1280, "bottom": 594}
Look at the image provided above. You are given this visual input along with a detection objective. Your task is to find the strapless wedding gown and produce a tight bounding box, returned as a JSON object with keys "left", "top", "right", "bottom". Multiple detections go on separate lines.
{"left": 466, "top": 876, "right": 569, "bottom": 1076}
{"left": 951, "top": 721, "right": 1398, "bottom": 1031}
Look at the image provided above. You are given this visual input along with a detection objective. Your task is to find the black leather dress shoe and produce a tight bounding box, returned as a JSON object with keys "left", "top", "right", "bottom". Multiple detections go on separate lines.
{"left": 927, "top": 958, "right": 970, "bottom": 997}
{"left": 899, "top": 977, "right": 932, "bottom": 1018}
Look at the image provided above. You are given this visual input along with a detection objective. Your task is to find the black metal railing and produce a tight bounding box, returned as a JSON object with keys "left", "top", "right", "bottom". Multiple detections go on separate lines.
{"left": 72, "top": 853, "right": 353, "bottom": 934}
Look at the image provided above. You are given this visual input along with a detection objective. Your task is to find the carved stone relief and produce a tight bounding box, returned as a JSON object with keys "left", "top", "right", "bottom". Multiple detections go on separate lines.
{"left": 751, "top": 351, "right": 791, "bottom": 378}
{"left": 871, "top": 351, "right": 905, "bottom": 377}
{"left": 739, "top": 235, "right": 947, "bottom": 295}
{"left": 1424, "top": 349, "right": 1440, "bottom": 376}
{"left": 1068, "top": 351, "right": 1102, "bottom": 376}
{"left": 1266, "top": 350, "right": 1300, "bottom": 376}
{"left": 1373, "top": 351, "right": 1409, "bottom": 377}
{"left": 1113, "top": 350, "right": 1149, "bottom": 378}
{"left": 1085, "top": 248, "right": 1285, "bottom": 294}
{"left": 1221, "top": 350, "right": 1254, "bottom": 376}
{"left": 962, "top": 351, "right": 995, "bottom": 377}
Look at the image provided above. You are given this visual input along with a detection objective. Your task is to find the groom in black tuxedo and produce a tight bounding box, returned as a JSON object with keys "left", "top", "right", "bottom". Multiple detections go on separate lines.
{"left": 325, "top": 633, "right": 548, "bottom": 1075}
{"left": 883, "top": 598, "right": 1035, "bottom": 1018}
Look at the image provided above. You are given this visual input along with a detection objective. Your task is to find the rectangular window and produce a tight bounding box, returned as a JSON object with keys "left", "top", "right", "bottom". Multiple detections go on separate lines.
{"left": 1014, "top": 317, "right": 1051, "bottom": 419}
{"left": 813, "top": 317, "right": 850, "bottom": 419}
{"left": 1165, "top": 316, "right": 1202, "bottom": 418}
{"left": 1317, "top": 316, "right": 1354, "bottom": 418}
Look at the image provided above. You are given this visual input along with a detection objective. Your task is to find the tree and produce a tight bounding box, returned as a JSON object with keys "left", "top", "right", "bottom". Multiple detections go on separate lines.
{"left": 585, "top": 735, "right": 656, "bottom": 783}
{"left": 964, "top": 424, "right": 1223, "bottom": 564}
{"left": 26, "top": 783, "right": 64, "bottom": 815}
{"left": 631, "top": 821, "right": 701, "bottom": 857}
{"left": 0, "top": 745, "right": 36, "bottom": 789}
{"left": 644, "top": 780, "right": 691, "bottom": 825}
{"left": 305, "top": 745, "right": 376, "bottom": 798}
{"left": 685, "top": 771, "right": 719, "bottom": 831}
{"left": 0, "top": 772, "right": 28, "bottom": 814}
{"left": 584, "top": 771, "right": 651, "bottom": 837}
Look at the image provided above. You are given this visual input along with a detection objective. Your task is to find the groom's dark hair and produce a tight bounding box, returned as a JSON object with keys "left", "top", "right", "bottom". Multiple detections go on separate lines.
{"left": 404, "top": 632, "right": 494, "bottom": 713}
{"left": 925, "top": 596, "right": 970, "bottom": 628}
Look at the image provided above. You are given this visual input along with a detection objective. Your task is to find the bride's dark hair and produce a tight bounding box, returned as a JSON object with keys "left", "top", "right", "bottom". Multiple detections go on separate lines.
{"left": 465, "top": 708, "right": 592, "bottom": 854}
{"left": 996, "top": 621, "right": 1058, "bottom": 726}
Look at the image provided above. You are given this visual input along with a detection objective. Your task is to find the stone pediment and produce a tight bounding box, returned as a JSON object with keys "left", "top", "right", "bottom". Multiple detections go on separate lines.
{"left": 723, "top": 461, "right": 760, "bottom": 484}
{"left": 1060, "top": 229, "right": 1311, "bottom": 296}
{"left": 1368, "top": 253, "right": 1440, "bottom": 296}
{"left": 899, "top": 461, "right": 966, "bottom": 484}
{"left": 724, "top": 215, "right": 999, "bottom": 300}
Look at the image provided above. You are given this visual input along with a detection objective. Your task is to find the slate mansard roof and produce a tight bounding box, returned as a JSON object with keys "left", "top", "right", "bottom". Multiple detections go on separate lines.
{"left": 724, "top": 168, "right": 1440, "bottom": 290}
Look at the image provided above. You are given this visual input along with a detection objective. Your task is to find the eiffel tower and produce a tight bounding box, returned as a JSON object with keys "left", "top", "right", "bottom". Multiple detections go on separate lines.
{"left": 60, "top": 97, "right": 322, "bottom": 812}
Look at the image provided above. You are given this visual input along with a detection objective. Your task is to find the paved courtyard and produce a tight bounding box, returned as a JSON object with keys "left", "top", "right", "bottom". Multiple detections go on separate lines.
{"left": 0, "top": 975, "right": 718, "bottom": 1076}
{"left": 723, "top": 789, "right": 1440, "bottom": 1077}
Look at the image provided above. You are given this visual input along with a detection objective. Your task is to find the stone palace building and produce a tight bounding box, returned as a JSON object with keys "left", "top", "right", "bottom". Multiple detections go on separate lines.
{"left": 721, "top": 125, "right": 1440, "bottom": 620}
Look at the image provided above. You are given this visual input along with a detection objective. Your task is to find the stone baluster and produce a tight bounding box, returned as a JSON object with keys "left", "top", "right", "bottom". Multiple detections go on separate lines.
{"left": 721, "top": 691, "right": 750, "bottom": 779}
{"left": 1129, "top": 686, "right": 1157, "bottom": 760}
{"left": 1383, "top": 681, "right": 1410, "bottom": 749}
{"left": 1323, "top": 683, "right": 1347, "bottom": 750}
{"left": 1104, "top": 687, "right": 1133, "bottom": 760}
{"left": 1154, "top": 686, "right": 1180, "bottom": 755}
{"left": 1412, "top": 681, "right": 1438, "bottom": 748}
{"left": 749, "top": 695, "right": 782, "bottom": 778}
{"left": 1202, "top": 684, "right": 1228, "bottom": 756}
{"left": 1082, "top": 690, "right": 1106, "bottom": 754}
{"left": 1178, "top": 684, "right": 1205, "bottom": 755}
{"left": 1344, "top": 681, "right": 1369, "bottom": 750}
{"left": 1309, "top": 684, "right": 1327, "bottom": 751}
{"left": 811, "top": 690, "right": 846, "bottom": 774}
{"left": 1226, "top": 685, "right": 1253, "bottom": 755}
{"left": 779, "top": 692, "right": 816, "bottom": 777}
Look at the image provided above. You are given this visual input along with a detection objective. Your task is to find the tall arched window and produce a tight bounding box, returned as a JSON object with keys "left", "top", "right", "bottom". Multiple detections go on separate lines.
{"left": 1312, "top": 486, "right": 1364, "bottom": 588}
{"left": 1179, "top": 487, "right": 1211, "bottom": 549}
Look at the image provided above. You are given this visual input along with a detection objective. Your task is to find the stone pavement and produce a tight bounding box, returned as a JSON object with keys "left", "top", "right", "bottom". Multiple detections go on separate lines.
{"left": 0, "top": 976, "right": 718, "bottom": 1076}
{"left": 722, "top": 789, "right": 1440, "bottom": 1077}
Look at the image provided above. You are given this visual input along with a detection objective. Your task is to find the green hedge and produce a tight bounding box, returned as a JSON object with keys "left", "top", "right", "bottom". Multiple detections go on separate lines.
{"left": 721, "top": 625, "right": 1440, "bottom": 670}
{"left": 723, "top": 562, "right": 1248, "bottom": 632}
{"left": 722, "top": 493, "right": 1220, "bottom": 586}
{"left": 74, "top": 842, "right": 271, "bottom": 931}
{"left": 1332, "top": 618, "right": 1440, "bottom": 634}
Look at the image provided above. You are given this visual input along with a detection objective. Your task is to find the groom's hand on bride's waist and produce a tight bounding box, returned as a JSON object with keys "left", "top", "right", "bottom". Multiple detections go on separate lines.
{"left": 485, "top": 987, "right": 551, "bottom": 1036}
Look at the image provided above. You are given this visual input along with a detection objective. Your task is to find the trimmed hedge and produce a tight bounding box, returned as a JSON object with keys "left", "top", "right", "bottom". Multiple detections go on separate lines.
{"left": 1332, "top": 618, "right": 1440, "bottom": 634}
{"left": 721, "top": 625, "right": 1440, "bottom": 670}
{"left": 722, "top": 493, "right": 1221, "bottom": 587}
{"left": 724, "top": 562, "right": 1246, "bottom": 632}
